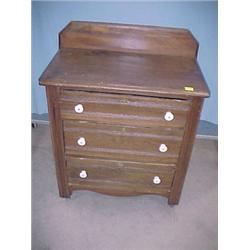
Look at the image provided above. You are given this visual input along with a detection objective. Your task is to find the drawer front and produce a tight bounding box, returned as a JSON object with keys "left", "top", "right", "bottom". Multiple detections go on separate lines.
{"left": 66, "top": 157, "right": 175, "bottom": 196}
{"left": 60, "top": 90, "right": 190, "bottom": 128}
{"left": 64, "top": 120, "right": 183, "bottom": 164}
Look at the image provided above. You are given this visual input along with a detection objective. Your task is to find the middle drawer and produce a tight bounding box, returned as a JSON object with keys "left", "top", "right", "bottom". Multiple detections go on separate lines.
{"left": 63, "top": 120, "right": 184, "bottom": 164}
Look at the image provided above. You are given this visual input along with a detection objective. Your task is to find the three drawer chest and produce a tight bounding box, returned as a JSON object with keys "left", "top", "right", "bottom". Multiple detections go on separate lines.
{"left": 39, "top": 21, "right": 210, "bottom": 205}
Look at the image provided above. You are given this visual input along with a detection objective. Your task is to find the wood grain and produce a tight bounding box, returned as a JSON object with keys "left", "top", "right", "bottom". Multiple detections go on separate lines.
{"left": 66, "top": 156, "right": 175, "bottom": 188}
{"left": 63, "top": 120, "right": 183, "bottom": 164}
{"left": 66, "top": 157, "right": 172, "bottom": 197}
{"left": 39, "top": 49, "right": 210, "bottom": 98}
{"left": 59, "top": 21, "right": 198, "bottom": 58}
{"left": 60, "top": 90, "right": 190, "bottom": 128}
{"left": 68, "top": 181, "right": 171, "bottom": 197}
{"left": 66, "top": 156, "right": 176, "bottom": 172}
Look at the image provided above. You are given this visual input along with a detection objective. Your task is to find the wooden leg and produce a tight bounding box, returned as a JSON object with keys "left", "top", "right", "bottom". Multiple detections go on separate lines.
{"left": 168, "top": 196, "right": 180, "bottom": 205}
{"left": 32, "top": 122, "right": 38, "bottom": 128}
{"left": 59, "top": 188, "right": 71, "bottom": 198}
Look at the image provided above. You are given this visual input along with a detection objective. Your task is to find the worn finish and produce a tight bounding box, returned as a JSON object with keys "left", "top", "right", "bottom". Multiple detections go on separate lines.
{"left": 67, "top": 156, "right": 175, "bottom": 196}
{"left": 64, "top": 120, "right": 183, "bottom": 164}
{"left": 59, "top": 21, "right": 198, "bottom": 58}
{"left": 60, "top": 90, "right": 190, "bottom": 128}
{"left": 40, "top": 49, "right": 209, "bottom": 98}
{"left": 39, "top": 21, "right": 209, "bottom": 205}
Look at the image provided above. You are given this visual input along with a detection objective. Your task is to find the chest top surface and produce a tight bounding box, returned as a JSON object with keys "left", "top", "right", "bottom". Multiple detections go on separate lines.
{"left": 39, "top": 21, "right": 210, "bottom": 99}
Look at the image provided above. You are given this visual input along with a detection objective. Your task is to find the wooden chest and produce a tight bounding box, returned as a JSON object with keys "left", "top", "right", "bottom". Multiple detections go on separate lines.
{"left": 39, "top": 21, "right": 209, "bottom": 205}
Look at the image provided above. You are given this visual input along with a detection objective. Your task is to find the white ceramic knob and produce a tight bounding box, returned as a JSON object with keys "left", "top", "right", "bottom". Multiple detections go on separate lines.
{"left": 79, "top": 170, "right": 87, "bottom": 179}
{"left": 74, "top": 104, "right": 84, "bottom": 113}
{"left": 77, "top": 137, "right": 86, "bottom": 146}
{"left": 153, "top": 176, "right": 161, "bottom": 185}
{"left": 164, "top": 111, "right": 174, "bottom": 121}
{"left": 159, "top": 144, "right": 168, "bottom": 153}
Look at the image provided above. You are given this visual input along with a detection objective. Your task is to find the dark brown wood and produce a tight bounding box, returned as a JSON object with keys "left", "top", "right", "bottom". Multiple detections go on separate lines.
{"left": 39, "top": 49, "right": 209, "bottom": 98}
{"left": 63, "top": 120, "right": 183, "bottom": 164}
{"left": 67, "top": 156, "right": 173, "bottom": 197}
{"left": 66, "top": 156, "right": 175, "bottom": 193}
{"left": 68, "top": 181, "right": 171, "bottom": 197}
{"left": 39, "top": 21, "right": 210, "bottom": 205}
{"left": 168, "top": 98, "right": 204, "bottom": 204}
{"left": 66, "top": 156, "right": 176, "bottom": 172}
{"left": 59, "top": 21, "right": 198, "bottom": 58}
{"left": 60, "top": 90, "right": 190, "bottom": 128}
{"left": 46, "top": 86, "right": 71, "bottom": 197}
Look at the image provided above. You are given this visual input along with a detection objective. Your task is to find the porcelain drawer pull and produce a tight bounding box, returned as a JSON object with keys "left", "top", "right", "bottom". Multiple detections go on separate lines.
{"left": 164, "top": 111, "right": 174, "bottom": 121}
{"left": 77, "top": 137, "right": 86, "bottom": 146}
{"left": 79, "top": 170, "right": 88, "bottom": 179}
{"left": 74, "top": 104, "right": 84, "bottom": 113}
{"left": 153, "top": 176, "right": 161, "bottom": 185}
{"left": 159, "top": 144, "right": 168, "bottom": 152}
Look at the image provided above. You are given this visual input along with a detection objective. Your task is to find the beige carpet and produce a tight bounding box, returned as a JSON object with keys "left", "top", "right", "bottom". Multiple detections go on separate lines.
{"left": 32, "top": 124, "right": 217, "bottom": 250}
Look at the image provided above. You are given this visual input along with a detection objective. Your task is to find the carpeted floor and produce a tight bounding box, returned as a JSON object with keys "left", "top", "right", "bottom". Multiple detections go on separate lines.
{"left": 32, "top": 124, "right": 217, "bottom": 250}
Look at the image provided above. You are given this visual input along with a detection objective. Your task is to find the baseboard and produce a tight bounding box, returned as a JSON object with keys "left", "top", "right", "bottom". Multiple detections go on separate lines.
{"left": 196, "top": 134, "right": 217, "bottom": 140}
{"left": 32, "top": 119, "right": 49, "bottom": 125}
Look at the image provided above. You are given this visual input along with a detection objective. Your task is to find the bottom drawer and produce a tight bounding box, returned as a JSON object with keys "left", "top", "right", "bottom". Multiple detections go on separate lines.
{"left": 66, "top": 157, "right": 175, "bottom": 196}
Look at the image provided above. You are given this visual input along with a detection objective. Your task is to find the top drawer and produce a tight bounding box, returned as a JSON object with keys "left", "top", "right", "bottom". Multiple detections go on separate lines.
{"left": 60, "top": 89, "right": 191, "bottom": 128}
